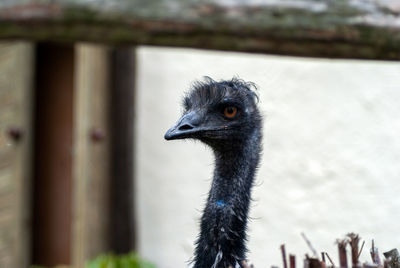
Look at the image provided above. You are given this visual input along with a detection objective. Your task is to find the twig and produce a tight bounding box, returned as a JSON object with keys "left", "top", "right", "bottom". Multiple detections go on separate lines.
{"left": 348, "top": 233, "right": 361, "bottom": 267}
{"left": 308, "top": 258, "right": 323, "bottom": 268}
{"left": 337, "top": 239, "right": 348, "bottom": 268}
{"left": 290, "top": 254, "right": 296, "bottom": 268}
{"left": 281, "top": 244, "right": 288, "bottom": 268}
{"left": 325, "top": 252, "right": 336, "bottom": 267}
{"left": 358, "top": 241, "right": 365, "bottom": 259}
{"left": 302, "top": 232, "right": 318, "bottom": 257}
{"left": 370, "top": 240, "right": 381, "bottom": 265}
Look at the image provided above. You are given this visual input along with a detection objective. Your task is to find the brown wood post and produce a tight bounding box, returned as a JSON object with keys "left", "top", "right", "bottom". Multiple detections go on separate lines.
{"left": 32, "top": 42, "right": 74, "bottom": 266}
{"left": 110, "top": 47, "right": 136, "bottom": 253}
{"left": 72, "top": 43, "right": 111, "bottom": 266}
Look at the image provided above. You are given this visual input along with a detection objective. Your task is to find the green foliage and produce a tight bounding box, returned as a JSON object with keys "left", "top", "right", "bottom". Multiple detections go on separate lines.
{"left": 30, "top": 253, "right": 155, "bottom": 268}
{"left": 85, "top": 252, "right": 156, "bottom": 268}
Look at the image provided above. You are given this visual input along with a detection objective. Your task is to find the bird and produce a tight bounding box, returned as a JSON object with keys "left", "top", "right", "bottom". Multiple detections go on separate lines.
{"left": 164, "top": 77, "right": 262, "bottom": 268}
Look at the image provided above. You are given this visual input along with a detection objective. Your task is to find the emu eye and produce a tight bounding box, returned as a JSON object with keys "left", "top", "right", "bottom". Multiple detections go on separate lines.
{"left": 223, "top": 106, "right": 238, "bottom": 118}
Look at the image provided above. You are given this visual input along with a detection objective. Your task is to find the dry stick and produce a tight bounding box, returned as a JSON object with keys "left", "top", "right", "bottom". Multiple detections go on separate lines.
{"left": 309, "top": 258, "right": 323, "bottom": 268}
{"left": 290, "top": 254, "right": 296, "bottom": 268}
{"left": 358, "top": 241, "right": 365, "bottom": 259}
{"left": 370, "top": 240, "right": 381, "bottom": 265}
{"left": 370, "top": 240, "right": 376, "bottom": 264}
{"left": 281, "top": 244, "right": 288, "bottom": 268}
{"left": 348, "top": 233, "right": 361, "bottom": 268}
{"left": 302, "top": 232, "right": 318, "bottom": 257}
{"left": 305, "top": 255, "right": 310, "bottom": 268}
{"left": 325, "top": 252, "right": 336, "bottom": 267}
{"left": 338, "top": 239, "right": 348, "bottom": 268}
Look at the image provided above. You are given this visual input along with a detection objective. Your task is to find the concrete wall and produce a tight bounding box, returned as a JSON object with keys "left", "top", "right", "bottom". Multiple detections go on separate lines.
{"left": 135, "top": 47, "right": 400, "bottom": 267}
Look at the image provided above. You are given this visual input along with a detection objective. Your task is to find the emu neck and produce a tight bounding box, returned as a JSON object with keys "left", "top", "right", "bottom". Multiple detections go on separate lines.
{"left": 210, "top": 131, "right": 261, "bottom": 207}
{"left": 194, "top": 129, "right": 261, "bottom": 268}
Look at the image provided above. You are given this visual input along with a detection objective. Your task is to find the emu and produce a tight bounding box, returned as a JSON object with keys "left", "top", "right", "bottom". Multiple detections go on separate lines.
{"left": 165, "top": 77, "right": 262, "bottom": 268}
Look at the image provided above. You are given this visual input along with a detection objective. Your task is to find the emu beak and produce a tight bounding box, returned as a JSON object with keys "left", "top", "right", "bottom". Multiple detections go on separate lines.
{"left": 164, "top": 111, "right": 203, "bottom": 140}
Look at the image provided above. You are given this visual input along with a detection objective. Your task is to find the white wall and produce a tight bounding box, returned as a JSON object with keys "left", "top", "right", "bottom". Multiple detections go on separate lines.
{"left": 134, "top": 46, "right": 400, "bottom": 268}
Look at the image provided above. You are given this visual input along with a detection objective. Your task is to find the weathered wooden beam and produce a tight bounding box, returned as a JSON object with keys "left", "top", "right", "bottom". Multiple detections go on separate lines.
{"left": 0, "top": 42, "right": 34, "bottom": 268}
{"left": 32, "top": 43, "right": 74, "bottom": 266}
{"left": 0, "top": 1, "right": 400, "bottom": 60}
{"left": 72, "top": 43, "right": 111, "bottom": 267}
{"left": 110, "top": 47, "right": 136, "bottom": 253}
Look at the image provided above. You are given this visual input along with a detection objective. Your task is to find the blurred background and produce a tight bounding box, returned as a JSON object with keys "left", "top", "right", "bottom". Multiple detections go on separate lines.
{"left": 1, "top": 41, "right": 400, "bottom": 268}
{"left": 135, "top": 47, "right": 400, "bottom": 267}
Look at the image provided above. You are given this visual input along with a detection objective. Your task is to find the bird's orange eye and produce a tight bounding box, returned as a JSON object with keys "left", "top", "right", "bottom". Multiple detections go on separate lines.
{"left": 223, "top": 106, "right": 237, "bottom": 118}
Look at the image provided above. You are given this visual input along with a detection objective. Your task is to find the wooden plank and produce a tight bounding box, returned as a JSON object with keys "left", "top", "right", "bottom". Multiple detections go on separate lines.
{"left": 0, "top": 1, "right": 400, "bottom": 60}
{"left": 0, "top": 42, "right": 34, "bottom": 268}
{"left": 32, "top": 43, "right": 74, "bottom": 266}
{"left": 110, "top": 48, "right": 136, "bottom": 253}
{"left": 72, "top": 43, "right": 111, "bottom": 267}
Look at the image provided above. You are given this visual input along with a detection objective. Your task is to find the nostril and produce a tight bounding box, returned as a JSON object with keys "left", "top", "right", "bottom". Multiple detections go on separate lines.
{"left": 178, "top": 124, "right": 193, "bottom": 131}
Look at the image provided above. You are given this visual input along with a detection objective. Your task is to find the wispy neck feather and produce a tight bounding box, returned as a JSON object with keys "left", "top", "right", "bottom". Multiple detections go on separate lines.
{"left": 193, "top": 128, "right": 262, "bottom": 268}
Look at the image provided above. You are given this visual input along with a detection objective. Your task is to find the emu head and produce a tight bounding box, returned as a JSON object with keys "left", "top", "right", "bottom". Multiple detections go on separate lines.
{"left": 165, "top": 78, "right": 261, "bottom": 150}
